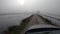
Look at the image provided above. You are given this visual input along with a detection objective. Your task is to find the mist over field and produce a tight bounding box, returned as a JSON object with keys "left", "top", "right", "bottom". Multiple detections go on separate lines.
{"left": 0, "top": 0, "right": 60, "bottom": 34}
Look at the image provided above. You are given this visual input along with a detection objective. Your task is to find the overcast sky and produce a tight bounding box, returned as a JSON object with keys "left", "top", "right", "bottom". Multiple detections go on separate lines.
{"left": 0, "top": 0, "right": 60, "bottom": 15}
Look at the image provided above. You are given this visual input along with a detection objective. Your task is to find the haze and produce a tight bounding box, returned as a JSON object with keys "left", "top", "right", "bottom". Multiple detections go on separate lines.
{"left": 0, "top": 0, "right": 60, "bottom": 15}
{"left": 0, "top": 0, "right": 60, "bottom": 34}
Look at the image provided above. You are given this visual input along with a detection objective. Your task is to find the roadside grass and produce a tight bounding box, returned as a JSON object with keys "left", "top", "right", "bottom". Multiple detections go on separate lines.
{"left": 4, "top": 15, "right": 33, "bottom": 34}
{"left": 5, "top": 14, "right": 59, "bottom": 34}
{"left": 38, "top": 15, "right": 58, "bottom": 27}
{"left": 11, "top": 15, "right": 33, "bottom": 34}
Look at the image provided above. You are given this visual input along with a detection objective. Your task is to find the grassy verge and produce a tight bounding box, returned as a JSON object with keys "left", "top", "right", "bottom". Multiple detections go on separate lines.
{"left": 38, "top": 15, "right": 59, "bottom": 27}
{"left": 5, "top": 15, "right": 33, "bottom": 34}
{"left": 11, "top": 15, "right": 33, "bottom": 34}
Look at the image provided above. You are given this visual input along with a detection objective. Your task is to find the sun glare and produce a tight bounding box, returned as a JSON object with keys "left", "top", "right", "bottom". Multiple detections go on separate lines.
{"left": 18, "top": 0, "right": 25, "bottom": 5}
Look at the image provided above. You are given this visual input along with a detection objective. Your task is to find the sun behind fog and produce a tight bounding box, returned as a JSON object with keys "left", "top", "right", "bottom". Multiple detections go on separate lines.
{"left": 18, "top": 0, "right": 25, "bottom": 5}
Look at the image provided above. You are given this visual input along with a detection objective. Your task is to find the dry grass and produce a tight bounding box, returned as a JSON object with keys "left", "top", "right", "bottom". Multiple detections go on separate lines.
{"left": 38, "top": 15, "right": 59, "bottom": 27}
{"left": 10, "top": 15, "right": 33, "bottom": 34}
{"left": 4, "top": 15, "right": 33, "bottom": 34}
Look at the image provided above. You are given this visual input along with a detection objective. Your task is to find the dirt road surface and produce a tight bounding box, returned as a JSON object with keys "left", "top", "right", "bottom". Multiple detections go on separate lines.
{"left": 20, "top": 15, "right": 50, "bottom": 34}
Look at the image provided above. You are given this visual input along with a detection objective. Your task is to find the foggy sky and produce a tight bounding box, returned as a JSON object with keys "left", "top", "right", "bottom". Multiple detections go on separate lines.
{"left": 0, "top": 0, "right": 60, "bottom": 15}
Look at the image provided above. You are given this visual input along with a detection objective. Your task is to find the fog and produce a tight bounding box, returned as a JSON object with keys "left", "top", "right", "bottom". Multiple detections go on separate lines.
{"left": 0, "top": 0, "right": 60, "bottom": 14}
{"left": 0, "top": 0, "right": 60, "bottom": 34}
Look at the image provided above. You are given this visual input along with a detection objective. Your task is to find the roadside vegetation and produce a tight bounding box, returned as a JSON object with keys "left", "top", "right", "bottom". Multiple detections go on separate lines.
{"left": 4, "top": 14, "right": 59, "bottom": 34}
{"left": 38, "top": 15, "right": 59, "bottom": 27}
{"left": 4, "top": 15, "right": 33, "bottom": 34}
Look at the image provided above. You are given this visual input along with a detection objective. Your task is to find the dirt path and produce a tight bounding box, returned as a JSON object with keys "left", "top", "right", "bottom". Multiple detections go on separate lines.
{"left": 20, "top": 15, "right": 49, "bottom": 34}
{"left": 29, "top": 15, "right": 48, "bottom": 25}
